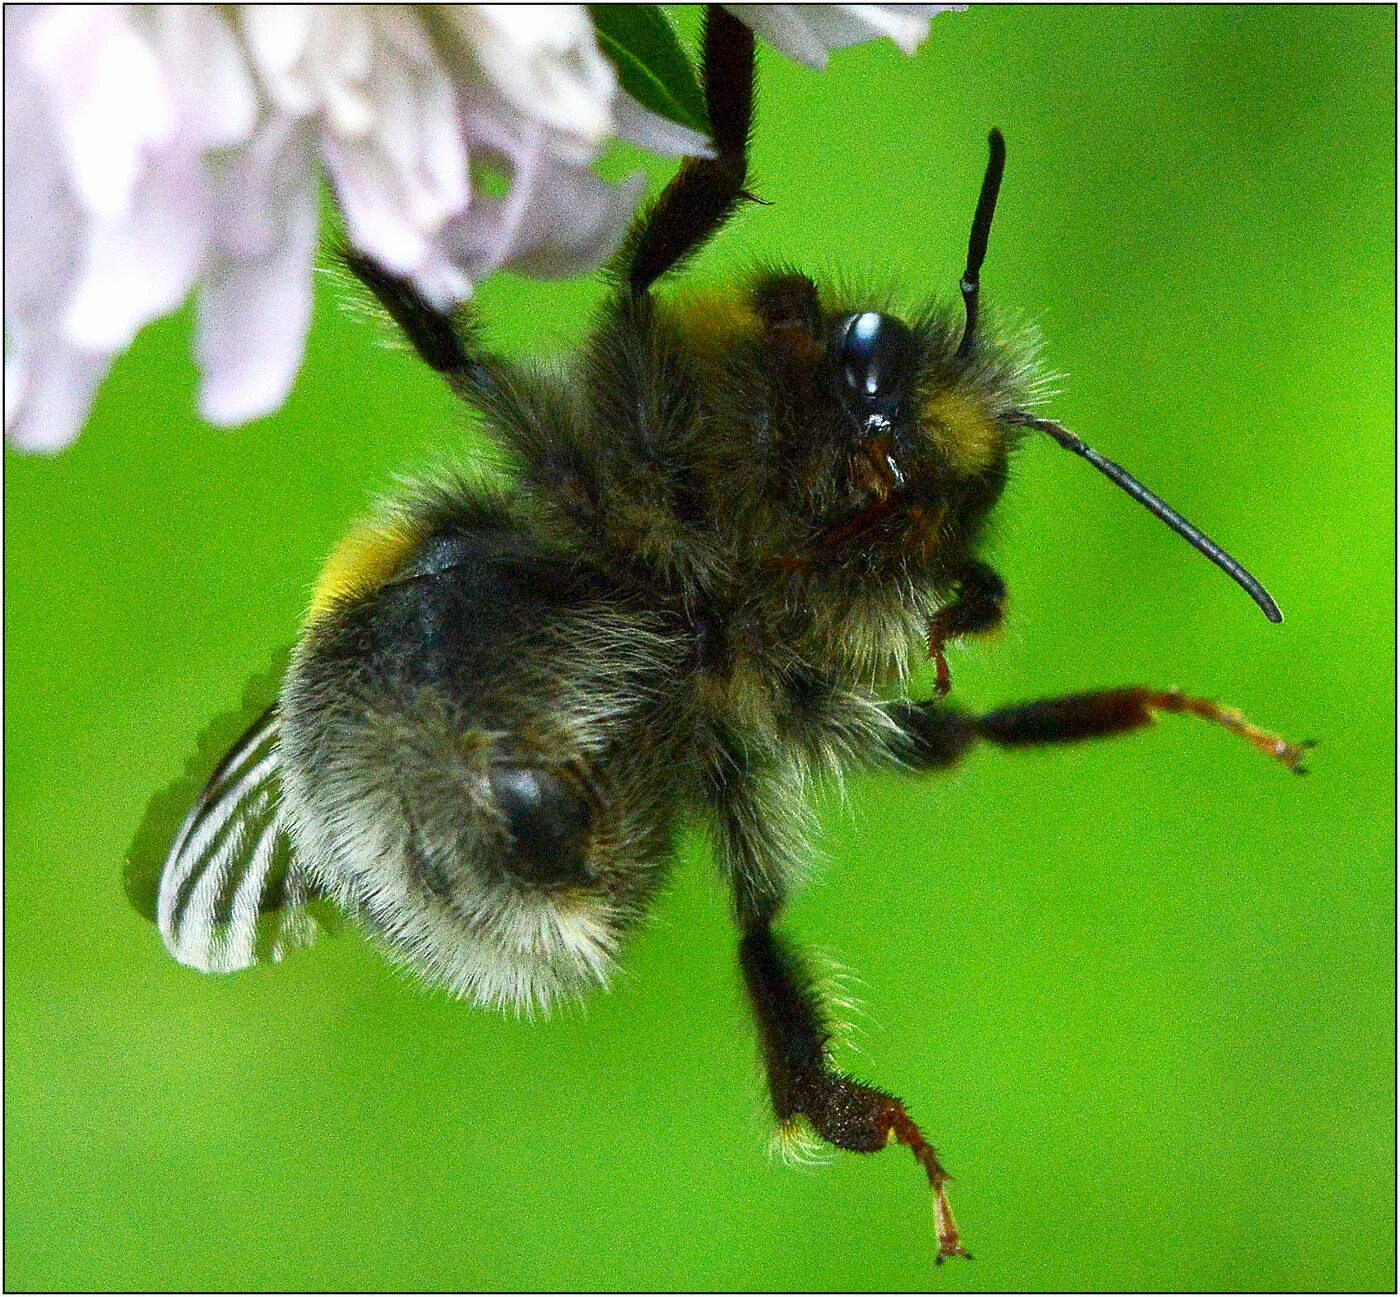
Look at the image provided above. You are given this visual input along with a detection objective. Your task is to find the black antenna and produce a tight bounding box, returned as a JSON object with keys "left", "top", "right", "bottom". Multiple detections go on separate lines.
{"left": 1008, "top": 412, "right": 1284, "bottom": 623}
{"left": 957, "top": 128, "right": 1007, "bottom": 359}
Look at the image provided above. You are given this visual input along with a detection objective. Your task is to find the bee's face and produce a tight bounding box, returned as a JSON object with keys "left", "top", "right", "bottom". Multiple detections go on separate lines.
{"left": 676, "top": 274, "right": 1028, "bottom": 575}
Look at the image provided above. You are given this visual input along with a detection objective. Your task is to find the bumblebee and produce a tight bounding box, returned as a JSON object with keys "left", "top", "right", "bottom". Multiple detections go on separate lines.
{"left": 132, "top": 8, "right": 1307, "bottom": 1261}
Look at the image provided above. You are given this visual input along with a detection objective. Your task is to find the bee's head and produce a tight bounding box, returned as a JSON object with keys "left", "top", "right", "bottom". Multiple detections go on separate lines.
{"left": 677, "top": 271, "right": 1028, "bottom": 582}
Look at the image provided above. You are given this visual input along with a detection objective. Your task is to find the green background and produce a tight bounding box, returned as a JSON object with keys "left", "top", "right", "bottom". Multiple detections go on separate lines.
{"left": 6, "top": 7, "right": 1395, "bottom": 1292}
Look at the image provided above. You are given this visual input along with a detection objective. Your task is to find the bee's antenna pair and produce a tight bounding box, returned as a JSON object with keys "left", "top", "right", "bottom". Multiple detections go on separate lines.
{"left": 960, "top": 130, "right": 1282, "bottom": 623}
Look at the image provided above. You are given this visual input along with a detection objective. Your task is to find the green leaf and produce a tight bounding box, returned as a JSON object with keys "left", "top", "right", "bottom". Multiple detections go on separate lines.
{"left": 589, "top": 4, "right": 709, "bottom": 136}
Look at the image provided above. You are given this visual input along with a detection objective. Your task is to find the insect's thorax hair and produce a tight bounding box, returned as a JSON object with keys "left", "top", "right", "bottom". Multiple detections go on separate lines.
{"left": 459, "top": 274, "right": 1039, "bottom": 690}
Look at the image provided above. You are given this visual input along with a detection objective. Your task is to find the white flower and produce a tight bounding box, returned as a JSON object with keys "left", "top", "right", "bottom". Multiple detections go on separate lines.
{"left": 732, "top": 4, "right": 960, "bottom": 69}
{"left": 4, "top": 4, "right": 950, "bottom": 453}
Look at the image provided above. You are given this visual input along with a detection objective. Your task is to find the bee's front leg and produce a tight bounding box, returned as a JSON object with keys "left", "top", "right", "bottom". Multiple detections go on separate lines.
{"left": 926, "top": 559, "right": 1006, "bottom": 698}
{"left": 738, "top": 922, "right": 971, "bottom": 1263}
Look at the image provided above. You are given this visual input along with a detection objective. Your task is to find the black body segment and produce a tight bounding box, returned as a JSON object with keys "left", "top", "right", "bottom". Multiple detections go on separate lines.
{"left": 278, "top": 519, "right": 684, "bottom": 1009}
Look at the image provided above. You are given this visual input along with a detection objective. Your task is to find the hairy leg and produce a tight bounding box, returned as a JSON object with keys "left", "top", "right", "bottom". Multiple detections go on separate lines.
{"left": 739, "top": 922, "right": 970, "bottom": 1262}
{"left": 622, "top": 5, "right": 756, "bottom": 296}
{"left": 887, "top": 687, "right": 1312, "bottom": 773}
{"left": 340, "top": 247, "right": 498, "bottom": 398}
{"left": 926, "top": 559, "right": 1007, "bottom": 699}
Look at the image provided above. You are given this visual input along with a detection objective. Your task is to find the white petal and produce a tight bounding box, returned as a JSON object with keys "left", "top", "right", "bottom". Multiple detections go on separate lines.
{"left": 826, "top": 5, "right": 955, "bottom": 54}
{"left": 4, "top": 37, "right": 83, "bottom": 320}
{"left": 238, "top": 5, "right": 317, "bottom": 115}
{"left": 323, "top": 130, "right": 431, "bottom": 275}
{"left": 146, "top": 6, "right": 258, "bottom": 151}
{"left": 442, "top": 136, "right": 644, "bottom": 281}
{"left": 730, "top": 5, "right": 832, "bottom": 68}
{"left": 63, "top": 144, "right": 211, "bottom": 351}
{"left": 4, "top": 322, "right": 114, "bottom": 453}
{"left": 612, "top": 92, "right": 715, "bottom": 160}
{"left": 732, "top": 4, "right": 957, "bottom": 68}
{"left": 442, "top": 5, "right": 615, "bottom": 160}
{"left": 21, "top": 6, "right": 176, "bottom": 217}
{"left": 196, "top": 118, "right": 319, "bottom": 425}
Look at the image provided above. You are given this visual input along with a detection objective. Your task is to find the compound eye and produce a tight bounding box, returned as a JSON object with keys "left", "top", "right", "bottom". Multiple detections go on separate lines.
{"left": 838, "top": 312, "right": 911, "bottom": 406}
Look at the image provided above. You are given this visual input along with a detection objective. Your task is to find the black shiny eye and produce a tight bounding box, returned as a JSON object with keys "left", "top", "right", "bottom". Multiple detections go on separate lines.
{"left": 838, "top": 312, "right": 911, "bottom": 408}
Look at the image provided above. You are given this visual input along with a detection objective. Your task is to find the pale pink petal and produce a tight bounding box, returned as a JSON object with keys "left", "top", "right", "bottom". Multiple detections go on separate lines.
{"left": 310, "top": 12, "right": 376, "bottom": 138}
{"left": 63, "top": 145, "right": 211, "bottom": 351}
{"left": 612, "top": 92, "right": 714, "bottom": 159}
{"left": 21, "top": 6, "right": 175, "bottom": 217}
{"left": 4, "top": 37, "right": 82, "bottom": 322}
{"left": 9, "top": 1, "right": 947, "bottom": 454}
{"left": 5, "top": 324, "right": 114, "bottom": 453}
{"left": 733, "top": 4, "right": 957, "bottom": 69}
{"left": 237, "top": 5, "right": 317, "bottom": 115}
{"left": 146, "top": 7, "right": 257, "bottom": 151}
{"left": 323, "top": 130, "right": 432, "bottom": 275}
{"left": 194, "top": 215, "right": 316, "bottom": 426}
{"left": 195, "top": 118, "right": 318, "bottom": 425}
{"left": 731, "top": 5, "right": 830, "bottom": 68}
{"left": 442, "top": 117, "right": 644, "bottom": 282}
{"left": 5, "top": 348, "right": 26, "bottom": 428}
{"left": 352, "top": 19, "right": 468, "bottom": 231}
{"left": 441, "top": 6, "right": 614, "bottom": 163}
{"left": 406, "top": 251, "right": 472, "bottom": 311}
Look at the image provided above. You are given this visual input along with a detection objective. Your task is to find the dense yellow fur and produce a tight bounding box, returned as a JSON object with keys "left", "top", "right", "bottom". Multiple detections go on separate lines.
{"left": 307, "top": 520, "right": 423, "bottom": 622}
{"left": 921, "top": 389, "right": 1002, "bottom": 475}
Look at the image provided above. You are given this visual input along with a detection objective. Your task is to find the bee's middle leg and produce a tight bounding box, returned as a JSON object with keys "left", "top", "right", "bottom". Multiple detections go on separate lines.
{"left": 885, "top": 688, "right": 1309, "bottom": 772}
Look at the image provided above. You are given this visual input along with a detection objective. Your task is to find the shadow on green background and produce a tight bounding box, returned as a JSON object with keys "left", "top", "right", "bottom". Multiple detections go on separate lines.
{"left": 6, "top": 7, "right": 1395, "bottom": 1292}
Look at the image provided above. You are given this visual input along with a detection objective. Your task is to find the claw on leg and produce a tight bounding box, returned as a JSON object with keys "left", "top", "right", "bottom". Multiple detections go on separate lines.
{"left": 882, "top": 1100, "right": 971, "bottom": 1263}
{"left": 1144, "top": 690, "right": 1315, "bottom": 773}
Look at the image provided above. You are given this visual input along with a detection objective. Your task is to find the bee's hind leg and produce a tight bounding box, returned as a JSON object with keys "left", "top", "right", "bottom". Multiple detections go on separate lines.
{"left": 738, "top": 921, "right": 971, "bottom": 1263}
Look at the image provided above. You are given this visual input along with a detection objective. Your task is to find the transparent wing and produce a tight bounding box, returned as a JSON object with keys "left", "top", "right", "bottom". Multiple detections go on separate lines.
{"left": 127, "top": 651, "right": 330, "bottom": 975}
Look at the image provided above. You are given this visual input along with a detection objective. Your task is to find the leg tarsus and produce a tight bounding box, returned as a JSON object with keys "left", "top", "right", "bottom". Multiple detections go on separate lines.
{"left": 883, "top": 1101, "right": 971, "bottom": 1262}
{"left": 978, "top": 687, "right": 1312, "bottom": 773}
{"left": 884, "top": 687, "right": 1306, "bottom": 775}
